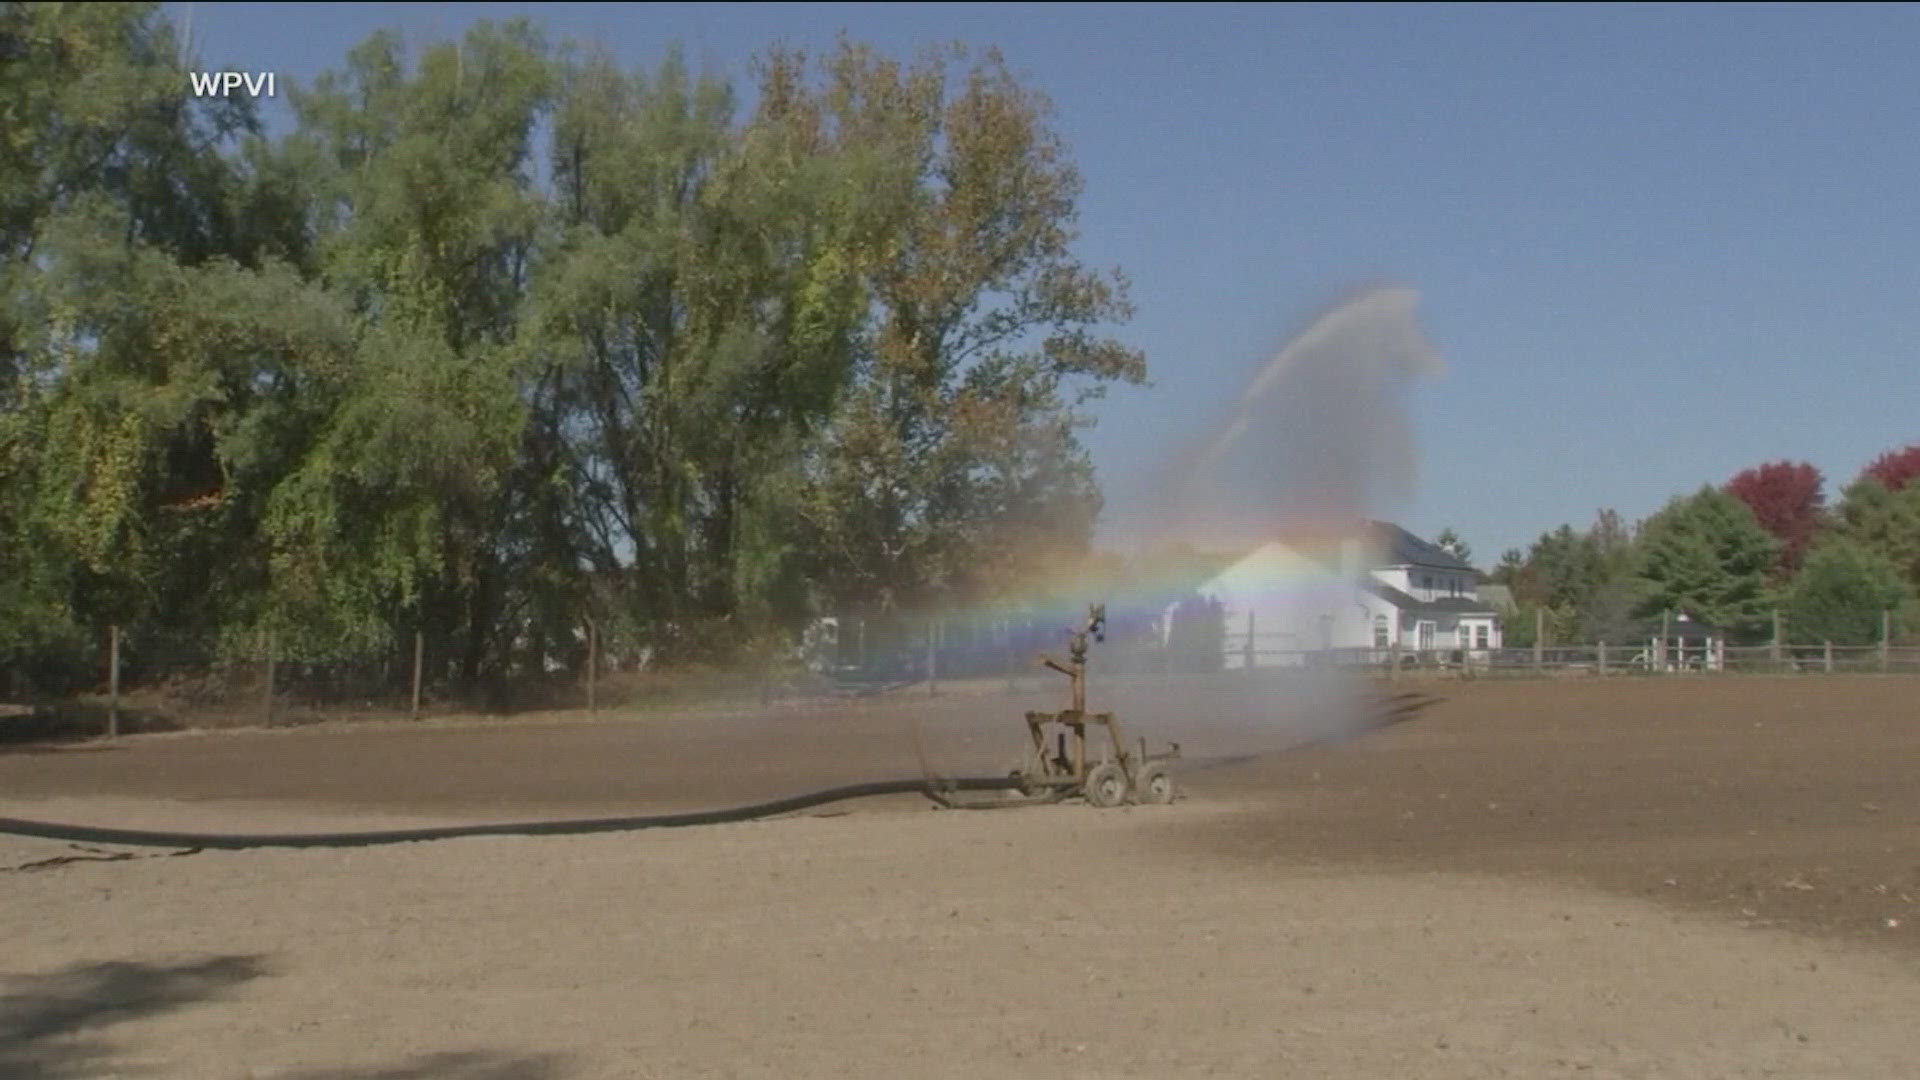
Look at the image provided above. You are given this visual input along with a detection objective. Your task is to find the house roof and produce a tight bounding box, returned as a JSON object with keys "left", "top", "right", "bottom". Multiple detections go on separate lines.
{"left": 1366, "top": 521, "right": 1477, "bottom": 573}
{"left": 1190, "top": 521, "right": 1481, "bottom": 599}
{"left": 1363, "top": 579, "right": 1502, "bottom": 616}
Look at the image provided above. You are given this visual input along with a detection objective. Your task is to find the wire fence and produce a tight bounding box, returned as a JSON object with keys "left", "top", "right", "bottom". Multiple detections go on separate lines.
{"left": 5, "top": 606, "right": 1919, "bottom": 745}
{"left": 1, "top": 629, "right": 468, "bottom": 742}
{"left": 1213, "top": 604, "right": 1920, "bottom": 680}
{"left": 1221, "top": 640, "right": 1920, "bottom": 679}
{"left": 0, "top": 611, "right": 1180, "bottom": 742}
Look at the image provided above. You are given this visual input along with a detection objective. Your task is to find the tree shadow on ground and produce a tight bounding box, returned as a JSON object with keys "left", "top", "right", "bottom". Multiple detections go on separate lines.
{"left": 0, "top": 955, "right": 270, "bottom": 1079}
{"left": 1, "top": 956, "right": 569, "bottom": 1080}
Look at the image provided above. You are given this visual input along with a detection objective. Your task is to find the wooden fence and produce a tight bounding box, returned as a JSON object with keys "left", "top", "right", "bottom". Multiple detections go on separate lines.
{"left": 1215, "top": 636, "right": 1920, "bottom": 679}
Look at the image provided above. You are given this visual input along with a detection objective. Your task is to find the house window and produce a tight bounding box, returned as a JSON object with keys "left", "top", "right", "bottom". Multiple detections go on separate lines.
{"left": 1475, "top": 624, "right": 1489, "bottom": 649}
{"left": 1372, "top": 614, "right": 1389, "bottom": 649}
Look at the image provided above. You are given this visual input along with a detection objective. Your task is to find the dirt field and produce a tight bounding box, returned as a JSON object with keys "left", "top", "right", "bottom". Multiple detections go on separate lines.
{"left": 5, "top": 674, "right": 1920, "bottom": 1078}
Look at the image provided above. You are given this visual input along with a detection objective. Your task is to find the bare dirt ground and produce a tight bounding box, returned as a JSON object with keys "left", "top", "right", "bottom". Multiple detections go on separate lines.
{"left": 4, "top": 674, "right": 1920, "bottom": 1078}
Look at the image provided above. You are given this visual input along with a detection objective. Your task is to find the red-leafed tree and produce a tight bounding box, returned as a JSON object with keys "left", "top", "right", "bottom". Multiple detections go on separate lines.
{"left": 1724, "top": 461, "right": 1825, "bottom": 574}
{"left": 1862, "top": 445, "right": 1920, "bottom": 492}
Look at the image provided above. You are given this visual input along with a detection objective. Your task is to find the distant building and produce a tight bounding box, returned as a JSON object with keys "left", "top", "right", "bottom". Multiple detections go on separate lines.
{"left": 1637, "top": 612, "right": 1722, "bottom": 672}
{"left": 1189, "top": 521, "right": 1505, "bottom": 668}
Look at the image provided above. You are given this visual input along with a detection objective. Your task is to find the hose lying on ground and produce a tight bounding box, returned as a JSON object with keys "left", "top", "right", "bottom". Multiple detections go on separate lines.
{"left": 0, "top": 696, "right": 1444, "bottom": 855}
{"left": 0, "top": 776, "right": 1026, "bottom": 851}
{"left": 0, "top": 737, "right": 1385, "bottom": 853}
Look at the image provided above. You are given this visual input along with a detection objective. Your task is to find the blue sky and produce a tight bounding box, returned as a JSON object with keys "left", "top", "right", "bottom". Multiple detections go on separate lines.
{"left": 172, "top": 2, "right": 1920, "bottom": 565}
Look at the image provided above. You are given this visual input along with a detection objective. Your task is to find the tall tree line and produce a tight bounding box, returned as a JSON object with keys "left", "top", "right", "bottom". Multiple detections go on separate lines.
{"left": 0, "top": 5, "right": 1145, "bottom": 691}
{"left": 1491, "top": 447, "right": 1920, "bottom": 648}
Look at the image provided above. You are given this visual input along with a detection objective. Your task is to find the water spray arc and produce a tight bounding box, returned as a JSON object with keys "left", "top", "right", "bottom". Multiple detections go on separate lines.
{"left": 1157, "top": 284, "right": 1442, "bottom": 556}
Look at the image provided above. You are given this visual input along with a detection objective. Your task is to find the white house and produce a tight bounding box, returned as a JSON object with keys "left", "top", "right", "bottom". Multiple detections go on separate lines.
{"left": 1193, "top": 521, "right": 1503, "bottom": 668}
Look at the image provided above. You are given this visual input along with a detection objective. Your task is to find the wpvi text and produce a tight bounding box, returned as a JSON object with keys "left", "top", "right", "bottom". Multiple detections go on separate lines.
{"left": 188, "top": 71, "right": 277, "bottom": 98}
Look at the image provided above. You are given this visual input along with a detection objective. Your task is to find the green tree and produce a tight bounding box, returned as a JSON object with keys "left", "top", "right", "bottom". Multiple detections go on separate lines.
{"left": 785, "top": 41, "right": 1146, "bottom": 618}
{"left": 1434, "top": 527, "right": 1472, "bottom": 566}
{"left": 1532, "top": 525, "right": 1598, "bottom": 609}
{"left": 528, "top": 45, "right": 873, "bottom": 658}
{"left": 0, "top": 2, "right": 337, "bottom": 680}
{"left": 1783, "top": 540, "right": 1910, "bottom": 646}
{"left": 30, "top": 224, "right": 353, "bottom": 651}
{"left": 1829, "top": 476, "right": 1920, "bottom": 595}
{"left": 1632, "top": 486, "right": 1779, "bottom": 642}
{"left": 1589, "top": 508, "right": 1634, "bottom": 567}
{"left": 1574, "top": 508, "right": 1642, "bottom": 641}
{"left": 1507, "top": 523, "right": 1610, "bottom": 616}
{"left": 272, "top": 23, "right": 555, "bottom": 679}
{"left": 1501, "top": 603, "right": 1536, "bottom": 649}
{"left": 1500, "top": 601, "right": 1572, "bottom": 649}
{"left": 1492, "top": 511, "right": 1645, "bottom": 644}
{"left": 523, "top": 38, "right": 1146, "bottom": 662}
{"left": 0, "top": 8, "right": 1151, "bottom": 702}
{"left": 1491, "top": 548, "right": 1524, "bottom": 584}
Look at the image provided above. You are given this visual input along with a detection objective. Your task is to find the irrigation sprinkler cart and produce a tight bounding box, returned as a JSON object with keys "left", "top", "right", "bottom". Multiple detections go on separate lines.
{"left": 932, "top": 605, "right": 1181, "bottom": 809}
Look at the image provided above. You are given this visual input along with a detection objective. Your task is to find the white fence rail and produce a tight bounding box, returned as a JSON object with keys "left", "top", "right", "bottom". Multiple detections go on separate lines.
{"left": 1220, "top": 639, "right": 1920, "bottom": 678}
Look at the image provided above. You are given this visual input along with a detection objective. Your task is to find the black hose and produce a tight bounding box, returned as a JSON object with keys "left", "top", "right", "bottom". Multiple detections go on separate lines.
{"left": 0, "top": 776, "right": 1024, "bottom": 851}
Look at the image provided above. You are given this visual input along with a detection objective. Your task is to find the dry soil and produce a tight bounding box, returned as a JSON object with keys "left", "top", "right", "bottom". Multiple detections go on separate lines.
{"left": 4, "top": 674, "right": 1919, "bottom": 1079}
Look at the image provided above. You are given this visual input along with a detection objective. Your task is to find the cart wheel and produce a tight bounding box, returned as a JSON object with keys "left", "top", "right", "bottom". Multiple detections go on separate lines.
{"left": 1084, "top": 762, "right": 1129, "bottom": 808}
{"left": 1135, "top": 762, "right": 1177, "bottom": 805}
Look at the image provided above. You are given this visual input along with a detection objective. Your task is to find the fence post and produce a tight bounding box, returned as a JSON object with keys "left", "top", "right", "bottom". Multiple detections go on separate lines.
{"left": 586, "top": 620, "right": 598, "bottom": 716}
{"left": 107, "top": 625, "right": 120, "bottom": 739}
{"left": 1823, "top": 640, "right": 1833, "bottom": 674}
{"left": 1771, "top": 609, "right": 1782, "bottom": 672}
{"left": 411, "top": 631, "right": 424, "bottom": 720}
{"left": 1389, "top": 637, "right": 1401, "bottom": 682}
{"left": 261, "top": 629, "right": 277, "bottom": 728}
{"left": 927, "top": 617, "right": 938, "bottom": 698}
{"left": 1882, "top": 610, "right": 1892, "bottom": 673}
{"left": 1532, "top": 609, "right": 1544, "bottom": 672}
{"left": 1598, "top": 639, "right": 1608, "bottom": 675}
{"left": 761, "top": 644, "right": 773, "bottom": 707}
{"left": 1244, "top": 611, "right": 1256, "bottom": 672}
